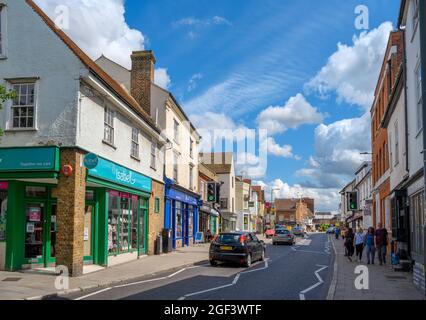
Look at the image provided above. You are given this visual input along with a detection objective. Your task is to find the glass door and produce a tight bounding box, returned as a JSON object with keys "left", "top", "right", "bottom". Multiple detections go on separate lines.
{"left": 84, "top": 205, "right": 93, "bottom": 259}
{"left": 25, "top": 203, "right": 45, "bottom": 265}
{"left": 45, "top": 204, "right": 57, "bottom": 266}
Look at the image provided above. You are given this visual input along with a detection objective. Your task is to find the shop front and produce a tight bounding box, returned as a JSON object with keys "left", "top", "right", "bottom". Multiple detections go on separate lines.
{"left": 164, "top": 180, "right": 199, "bottom": 249}
{"left": 86, "top": 156, "right": 152, "bottom": 266}
{"left": 0, "top": 146, "right": 61, "bottom": 271}
{"left": 199, "top": 202, "right": 220, "bottom": 241}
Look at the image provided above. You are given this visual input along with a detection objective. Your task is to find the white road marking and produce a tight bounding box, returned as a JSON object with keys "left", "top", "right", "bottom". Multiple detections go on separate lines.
{"left": 299, "top": 265, "right": 328, "bottom": 300}
{"left": 74, "top": 264, "right": 208, "bottom": 300}
{"left": 178, "top": 259, "right": 270, "bottom": 300}
{"left": 75, "top": 287, "right": 112, "bottom": 300}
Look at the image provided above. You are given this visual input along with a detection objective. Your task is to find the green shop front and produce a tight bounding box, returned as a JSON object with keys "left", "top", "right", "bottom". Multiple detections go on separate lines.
{"left": 0, "top": 147, "right": 152, "bottom": 271}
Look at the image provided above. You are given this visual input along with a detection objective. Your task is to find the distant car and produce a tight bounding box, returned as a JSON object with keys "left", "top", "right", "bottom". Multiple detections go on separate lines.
{"left": 326, "top": 227, "right": 336, "bottom": 234}
{"left": 265, "top": 228, "right": 275, "bottom": 239}
{"left": 209, "top": 232, "right": 266, "bottom": 267}
{"left": 292, "top": 226, "right": 305, "bottom": 237}
{"left": 272, "top": 229, "right": 295, "bottom": 245}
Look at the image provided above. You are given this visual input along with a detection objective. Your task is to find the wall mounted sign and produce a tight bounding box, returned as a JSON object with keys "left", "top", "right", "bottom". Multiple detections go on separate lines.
{"left": 89, "top": 157, "right": 152, "bottom": 193}
{"left": 0, "top": 147, "right": 59, "bottom": 172}
{"left": 84, "top": 153, "right": 99, "bottom": 169}
{"left": 166, "top": 187, "right": 198, "bottom": 206}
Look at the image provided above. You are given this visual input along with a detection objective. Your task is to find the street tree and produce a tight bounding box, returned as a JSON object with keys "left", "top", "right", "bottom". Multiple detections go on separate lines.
{"left": 0, "top": 85, "right": 16, "bottom": 137}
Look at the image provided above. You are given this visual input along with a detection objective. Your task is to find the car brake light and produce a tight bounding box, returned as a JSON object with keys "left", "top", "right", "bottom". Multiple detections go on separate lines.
{"left": 240, "top": 235, "right": 246, "bottom": 245}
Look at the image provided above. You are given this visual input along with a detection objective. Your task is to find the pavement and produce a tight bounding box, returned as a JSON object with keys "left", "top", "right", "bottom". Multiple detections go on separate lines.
{"left": 51, "top": 232, "right": 333, "bottom": 300}
{"left": 0, "top": 244, "right": 210, "bottom": 300}
{"left": 330, "top": 235, "right": 425, "bottom": 300}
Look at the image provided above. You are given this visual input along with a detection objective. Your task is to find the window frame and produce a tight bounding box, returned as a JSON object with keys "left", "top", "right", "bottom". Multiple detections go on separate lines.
{"left": 173, "top": 152, "right": 179, "bottom": 183}
{"left": 415, "top": 60, "right": 423, "bottom": 133}
{"left": 0, "top": 4, "right": 7, "bottom": 58}
{"left": 394, "top": 121, "right": 399, "bottom": 166}
{"left": 150, "top": 140, "right": 157, "bottom": 170}
{"left": 190, "top": 138, "right": 194, "bottom": 159}
{"left": 220, "top": 198, "right": 228, "bottom": 210}
{"left": 131, "top": 127, "right": 140, "bottom": 160}
{"left": 173, "top": 119, "right": 180, "bottom": 144}
{"left": 189, "top": 164, "right": 194, "bottom": 190}
{"left": 10, "top": 81, "right": 37, "bottom": 130}
{"left": 103, "top": 106, "right": 115, "bottom": 146}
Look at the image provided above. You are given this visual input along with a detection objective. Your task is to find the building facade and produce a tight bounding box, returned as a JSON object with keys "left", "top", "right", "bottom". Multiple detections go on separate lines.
{"left": 340, "top": 180, "right": 356, "bottom": 227}
{"left": 354, "top": 162, "right": 373, "bottom": 230}
{"left": 0, "top": 0, "right": 166, "bottom": 274}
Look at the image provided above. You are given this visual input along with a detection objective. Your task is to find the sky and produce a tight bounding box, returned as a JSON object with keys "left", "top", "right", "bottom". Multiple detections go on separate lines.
{"left": 36, "top": 0, "right": 401, "bottom": 212}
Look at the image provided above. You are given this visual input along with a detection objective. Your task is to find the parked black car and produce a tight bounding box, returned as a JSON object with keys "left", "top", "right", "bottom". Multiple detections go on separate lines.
{"left": 209, "top": 232, "right": 266, "bottom": 267}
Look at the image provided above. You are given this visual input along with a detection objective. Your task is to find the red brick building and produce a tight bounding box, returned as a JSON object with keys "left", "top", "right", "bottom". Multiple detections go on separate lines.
{"left": 371, "top": 30, "right": 404, "bottom": 233}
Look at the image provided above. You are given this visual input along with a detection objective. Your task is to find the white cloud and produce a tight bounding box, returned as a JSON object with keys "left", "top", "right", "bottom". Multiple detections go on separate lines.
{"left": 257, "top": 94, "right": 325, "bottom": 135}
{"left": 35, "top": 0, "right": 145, "bottom": 69}
{"left": 188, "top": 73, "right": 203, "bottom": 92}
{"left": 267, "top": 137, "right": 293, "bottom": 158}
{"left": 305, "top": 22, "right": 393, "bottom": 109}
{"left": 253, "top": 179, "right": 340, "bottom": 212}
{"left": 173, "top": 16, "right": 232, "bottom": 28}
{"left": 154, "top": 68, "right": 172, "bottom": 90}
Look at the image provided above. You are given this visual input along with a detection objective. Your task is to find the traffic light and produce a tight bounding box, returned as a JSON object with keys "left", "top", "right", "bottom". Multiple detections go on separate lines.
{"left": 207, "top": 182, "right": 217, "bottom": 203}
{"left": 347, "top": 191, "right": 358, "bottom": 211}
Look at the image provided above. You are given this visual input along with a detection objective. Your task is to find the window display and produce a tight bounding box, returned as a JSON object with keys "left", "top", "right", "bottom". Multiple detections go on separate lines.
{"left": 188, "top": 205, "right": 194, "bottom": 237}
{"left": 120, "top": 193, "right": 130, "bottom": 253}
{"left": 175, "top": 201, "right": 182, "bottom": 239}
{"left": 131, "top": 195, "right": 138, "bottom": 250}
{"left": 108, "top": 191, "right": 119, "bottom": 255}
{"left": 0, "top": 184, "right": 7, "bottom": 241}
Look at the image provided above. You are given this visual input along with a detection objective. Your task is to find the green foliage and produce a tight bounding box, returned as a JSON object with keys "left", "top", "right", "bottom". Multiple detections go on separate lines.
{"left": 0, "top": 85, "right": 17, "bottom": 136}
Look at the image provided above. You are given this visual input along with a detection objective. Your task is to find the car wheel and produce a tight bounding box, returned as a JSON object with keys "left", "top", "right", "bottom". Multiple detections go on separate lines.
{"left": 260, "top": 249, "right": 265, "bottom": 261}
{"left": 244, "top": 254, "right": 252, "bottom": 268}
{"left": 210, "top": 260, "right": 217, "bottom": 267}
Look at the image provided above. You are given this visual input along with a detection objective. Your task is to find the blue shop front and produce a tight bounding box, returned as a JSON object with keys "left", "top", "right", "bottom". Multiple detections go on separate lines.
{"left": 164, "top": 179, "right": 199, "bottom": 249}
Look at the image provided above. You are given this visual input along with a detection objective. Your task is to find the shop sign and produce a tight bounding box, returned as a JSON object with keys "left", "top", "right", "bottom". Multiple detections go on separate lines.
{"left": 0, "top": 147, "right": 58, "bottom": 171}
{"left": 89, "top": 157, "right": 152, "bottom": 193}
{"left": 167, "top": 187, "right": 198, "bottom": 206}
{"left": 84, "top": 153, "right": 99, "bottom": 169}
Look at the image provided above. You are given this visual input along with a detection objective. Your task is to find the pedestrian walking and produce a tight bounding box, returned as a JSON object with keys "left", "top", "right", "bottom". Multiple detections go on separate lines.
{"left": 355, "top": 228, "right": 365, "bottom": 262}
{"left": 335, "top": 227, "right": 340, "bottom": 240}
{"left": 344, "top": 228, "right": 355, "bottom": 261}
{"left": 365, "top": 227, "right": 376, "bottom": 264}
{"left": 375, "top": 223, "right": 389, "bottom": 265}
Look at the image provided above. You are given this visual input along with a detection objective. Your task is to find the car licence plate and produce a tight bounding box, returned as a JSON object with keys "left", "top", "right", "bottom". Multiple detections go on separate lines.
{"left": 220, "top": 246, "right": 233, "bottom": 251}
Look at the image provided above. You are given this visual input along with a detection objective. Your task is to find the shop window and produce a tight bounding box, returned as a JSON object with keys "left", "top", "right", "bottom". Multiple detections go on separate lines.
{"left": 410, "top": 191, "right": 424, "bottom": 256}
{"left": 0, "top": 184, "right": 8, "bottom": 241}
{"left": 188, "top": 205, "right": 194, "bottom": 237}
{"left": 108, "top": 191, "right": 119, "bottom": 255}
{"left": 130, "top": 195, "right": 138, "bottom": 251}
{"left": 175, "top": 201, "right": 182, "bottom": 239}
{"left": 154, "top": 197, "right": 160, "bottom": 213}
{"left": 120, "top": 194, "right": 131, "bottom": 253}
{"left": 11, "top": 82, "right": 36, "bottom": 129}
{"left": 85, "top": 190, "right": 95, "bottom": 201}
{"left": 140, "top": 202, "right": 146, "bottom": 249}
{"left": 25, "top": 186, "right": 47, "bottom": 198}
{"left": 25, "top": 204, "right": 44, "bottom": 259}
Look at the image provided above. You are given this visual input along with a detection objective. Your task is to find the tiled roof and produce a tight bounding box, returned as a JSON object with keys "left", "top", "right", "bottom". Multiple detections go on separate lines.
{"left": 25, "top": 0, "right": 160, "bottom": 134}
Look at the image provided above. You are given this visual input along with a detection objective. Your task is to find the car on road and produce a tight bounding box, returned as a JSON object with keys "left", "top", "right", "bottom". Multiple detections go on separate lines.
{"left": 272, "top": 229, "right": 295, "bottom": 245}
{"left": 292, "top": 226, "right": 305, "bottom": 237}
{"left": 209, "top": 232, "right": 266, "bottom": 267}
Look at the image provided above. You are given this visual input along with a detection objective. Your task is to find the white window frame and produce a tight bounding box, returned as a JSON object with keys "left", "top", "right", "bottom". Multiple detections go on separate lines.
{"left": 415, "top": 60, "right": 423, "bottom": 133}
{"left": 0, "top": 4, "right": 7, "bottom": 58}
{"left": 173, "top": 119, "right": 180, "bottom": 144}
{"left": 103, "top": 106, "right": 115, "bottom": 146}
{"left": 131, "top": 127, "right": 139, "bottom": 159}
{"left": 189, "top": 164, "right": 194, "bottom": 190}
{"left": 150, "top": 140, "right": 157, "bottom": 170}
{"left": 10, "top": 81, "right": 37, "bottom": 130}
{"left": 173, "top": 152, "right": 179, "bottom": 182}
{"left": 394, "top": 121, "right": 399, "bottom": 166}
{"left": 190, "top": 138, "right": 194, "bottom": 159}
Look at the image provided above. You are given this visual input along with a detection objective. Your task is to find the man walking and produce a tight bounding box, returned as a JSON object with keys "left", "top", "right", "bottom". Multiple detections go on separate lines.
{"left": 375, "top": 223, "right": 388, "bottom": 265}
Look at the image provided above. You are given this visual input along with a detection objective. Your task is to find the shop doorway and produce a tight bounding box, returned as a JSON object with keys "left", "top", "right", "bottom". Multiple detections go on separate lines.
{"left": 24, "top": 202, "right": 57, "bottom": 267}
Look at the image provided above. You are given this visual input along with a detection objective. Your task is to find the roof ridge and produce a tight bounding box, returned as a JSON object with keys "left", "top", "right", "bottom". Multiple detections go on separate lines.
{"left": 25, "top": 0, "right": 160, "bottom": 134}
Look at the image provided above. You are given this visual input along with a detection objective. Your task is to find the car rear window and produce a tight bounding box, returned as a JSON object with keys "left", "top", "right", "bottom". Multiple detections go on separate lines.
{"left": 217, "top": 234, "right": 242, "bottom": 244}
{"left": 276, "top": 229, "right": 290, "bottom": 234}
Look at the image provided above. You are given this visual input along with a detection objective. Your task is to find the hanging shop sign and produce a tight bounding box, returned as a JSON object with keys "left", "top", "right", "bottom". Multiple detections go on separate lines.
{"left": 83, "top": 153, "right": 99, "bottom": 169}
{"left": 88, "top": 157, "right": 152, "bottom": 193}
{"left": 0, "top": 147, "right": 59, "bottom": 172}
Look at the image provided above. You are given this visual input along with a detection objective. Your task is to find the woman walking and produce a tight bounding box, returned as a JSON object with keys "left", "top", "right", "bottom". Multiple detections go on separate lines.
{"left": 344, "top": 228, "right": 355, "bottom": 262}
{"left": 355, "top": 228, "right": 365, "bottom": 262}
{"left": 365, "top": 227, "right": 376, "bottom": 264}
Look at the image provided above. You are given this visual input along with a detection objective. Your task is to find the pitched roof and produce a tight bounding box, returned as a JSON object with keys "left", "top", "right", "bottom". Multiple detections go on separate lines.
{"left": 275, "top": 199, "right": 297, "bottom": 211}
{"left": 25, "top": 0, "right": 160, "bottom": 134}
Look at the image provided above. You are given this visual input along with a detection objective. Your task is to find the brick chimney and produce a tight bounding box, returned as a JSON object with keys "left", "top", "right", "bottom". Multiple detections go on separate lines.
{"left": 130, "top": 50, "right": 156, "bottom": 115}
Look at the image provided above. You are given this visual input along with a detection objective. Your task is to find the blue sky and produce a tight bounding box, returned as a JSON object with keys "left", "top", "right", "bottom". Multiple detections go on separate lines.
{"left": 38, "top": 0, "right": 402, "bottom": 211}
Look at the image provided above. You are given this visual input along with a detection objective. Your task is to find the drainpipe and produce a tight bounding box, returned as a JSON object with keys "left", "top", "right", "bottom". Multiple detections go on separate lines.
{"left": 419, "top": 0, "right": 426, "bottom": 296}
